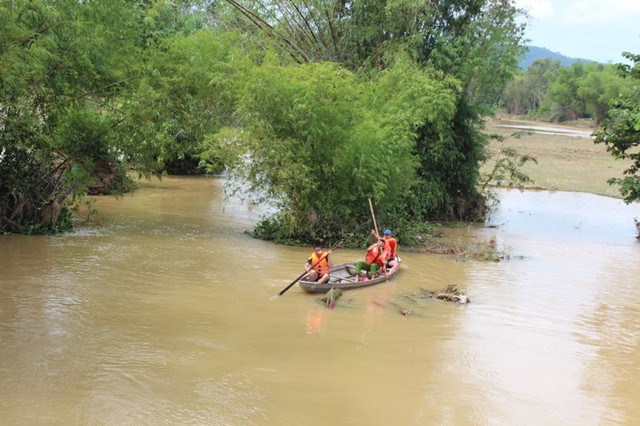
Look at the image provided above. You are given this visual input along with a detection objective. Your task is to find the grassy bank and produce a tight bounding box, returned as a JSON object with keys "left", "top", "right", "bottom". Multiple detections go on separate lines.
{"left": 416, "top": 116, "right": 632, "bottom": 258}
{"left": 483, "top": 117, "right": 625, "bottom": 198}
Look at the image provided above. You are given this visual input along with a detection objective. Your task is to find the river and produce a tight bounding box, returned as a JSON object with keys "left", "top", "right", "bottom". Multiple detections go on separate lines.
{"left": 1, "top": 177, "right": 639, "bottom": 425}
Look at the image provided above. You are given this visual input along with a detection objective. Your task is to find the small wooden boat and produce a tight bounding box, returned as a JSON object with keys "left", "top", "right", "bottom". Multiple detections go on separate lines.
{"left": 298, "top": 260, "right": 401, "bottom": 293}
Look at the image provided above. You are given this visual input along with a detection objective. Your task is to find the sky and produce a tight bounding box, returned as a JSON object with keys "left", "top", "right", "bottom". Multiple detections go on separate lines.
{"left": 514, "top": 0, "right": 640, "bottom": 63}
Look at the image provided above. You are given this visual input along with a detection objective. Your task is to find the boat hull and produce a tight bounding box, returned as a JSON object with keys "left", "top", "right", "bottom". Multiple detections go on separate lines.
{"left": 298, "top": 261, "right": 401, "bottom": 293}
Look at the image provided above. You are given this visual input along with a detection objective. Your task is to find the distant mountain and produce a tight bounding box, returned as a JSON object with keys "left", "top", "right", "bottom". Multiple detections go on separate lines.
{"left": 520, "top": 46, "right": 596, "bottom": 70}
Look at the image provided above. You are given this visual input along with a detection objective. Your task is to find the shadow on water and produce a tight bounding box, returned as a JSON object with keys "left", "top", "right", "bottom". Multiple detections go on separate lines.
{"left": 1, "top": 179, "right": 639, "bottom": 425}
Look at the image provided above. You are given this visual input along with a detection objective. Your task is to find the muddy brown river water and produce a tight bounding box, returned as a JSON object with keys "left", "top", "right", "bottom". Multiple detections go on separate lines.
{"left": 1, "top": 177, "right": 639, "bottom": 425}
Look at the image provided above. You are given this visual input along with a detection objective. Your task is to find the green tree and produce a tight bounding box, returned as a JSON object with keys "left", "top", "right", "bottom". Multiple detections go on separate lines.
{"left": 0, "top": 0, "right": 138, "bottom": 232}
{"left": 502, "top": 73, "right": 529, "bottom": 115}
{"left": 502, "top": 59, "right": 634, "bottom": 124}
{"left": 222, "top": 0, "right": 525, "bottom": 110}
{"left": 594, "top": 52, "right": 640, "bottom": 203}
{"left": 577, "top": 64, "right": 633, "bottom": 124}
{"left": 502, "top": 59, "right": 560, "bottom": 116}
{"left": 201, "top": 57, "right": 458, "bottom": 243}
{"left": 118, "top": 29, "right": 244, "bottom": 175}
{"left": 538, "top": 61, "right": 589, "bottom": 121}
{"left": 0, "top": 0, "right": 213, "bottom": 233}
{"left": 219, "top": 0, "right": 526, "bottom": 230}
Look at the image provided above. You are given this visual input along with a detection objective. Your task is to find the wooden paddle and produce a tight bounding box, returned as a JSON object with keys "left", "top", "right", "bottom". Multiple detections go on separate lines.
{"left": 277, "top": 241, "right": 344, "bottom": 296}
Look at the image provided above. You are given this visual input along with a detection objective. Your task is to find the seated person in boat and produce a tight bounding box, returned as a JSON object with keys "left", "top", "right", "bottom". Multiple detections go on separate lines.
{"left": 355, "top": 239, "right": 386, "bottom": 281}
{"left": 304, "top": 243, "right": 332, "bottom": 284}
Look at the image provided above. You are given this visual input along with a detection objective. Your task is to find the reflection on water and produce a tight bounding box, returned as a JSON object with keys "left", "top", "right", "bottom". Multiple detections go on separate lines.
{"left": 1, "top": 179, "right": 639, "bottom": 425}
{"left": 305, "top": 307, "right": 328, "bottom": 335}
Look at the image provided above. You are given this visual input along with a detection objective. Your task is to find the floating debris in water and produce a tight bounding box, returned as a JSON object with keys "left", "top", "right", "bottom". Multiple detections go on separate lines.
{"left": 398, "top": 306, "right": 414, "bottom": 316}
{"left": 320, "top": 288, "right": 343, "bottom": 309}
{"left": 435, "top": 284, "right": 470, "bottom": 304}
{"left": 456, "top": 237, "right": 507, "bottom": 262}
{"left": 385, "top": 301, "right": 422, "bottom": 317}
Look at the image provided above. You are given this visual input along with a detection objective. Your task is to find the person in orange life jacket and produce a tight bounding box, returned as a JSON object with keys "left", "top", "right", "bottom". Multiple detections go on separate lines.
{"left": 370, "top": 228, "right": 398, "bottom": 269}
{"left": 305, "top": 243, "right": 332, "bottom": 284}
{"left": 354, "top": 239, "right": 386, "bottom": 281}
{"left": 381, "top": 229, "right": 398, "bottom": 269}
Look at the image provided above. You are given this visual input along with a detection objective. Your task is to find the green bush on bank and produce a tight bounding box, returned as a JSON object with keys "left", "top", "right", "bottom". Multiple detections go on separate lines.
{"left": 2, "top": 1, "right": 526, "bottom": 235}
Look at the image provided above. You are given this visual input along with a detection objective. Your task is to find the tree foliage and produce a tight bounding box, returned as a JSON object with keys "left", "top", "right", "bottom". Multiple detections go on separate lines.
{"left": 2, "top": 0, "right": 526, "bottom": 239}
{"left": 502, "top": 59, "right": 560, "bottom": 115}
{"left": 594, "top": 52, "right": 640, "bottom": 203}
{"left": 502, "top": 58, "right": 634, "bottom": 124}
{"left": 215, "top": 0, "right": 526, "bottom": 242}
{"left": 201, "top": 57, "right": 459, "bottom": 242}
{"left": 0, "top": 0, "right": 211, "bottom": 233}
{"left": 0, "top": 0, "right": 136, "bottom": 232}
{"left": 118, "top": 29, "right": 245, "bottom": 175}
{"left": 221, "top": 0, "right": 525, "bottom": 109}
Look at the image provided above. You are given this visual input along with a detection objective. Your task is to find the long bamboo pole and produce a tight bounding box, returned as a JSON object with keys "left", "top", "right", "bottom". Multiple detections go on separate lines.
{"left": 368, "top": 198, "right": 379, "bottom": 238}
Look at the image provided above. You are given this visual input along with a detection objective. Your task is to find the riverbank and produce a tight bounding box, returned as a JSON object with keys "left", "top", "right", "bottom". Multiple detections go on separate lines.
{"left": 419, "top": 117, "right": 634, "bottom": 257}
{"left": 483, "top": 116, "right": 625, "bottom": 198}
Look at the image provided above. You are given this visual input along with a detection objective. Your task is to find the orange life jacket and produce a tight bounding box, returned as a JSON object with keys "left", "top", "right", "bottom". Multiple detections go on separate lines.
{"left": 365, "top": 245, "right": 384, "bottom": 267}
{"left": 309, "top": 251, "right": 330, "bottom": 275}
{"left": 384, "top": 237, "right": 397, "bottom": 259}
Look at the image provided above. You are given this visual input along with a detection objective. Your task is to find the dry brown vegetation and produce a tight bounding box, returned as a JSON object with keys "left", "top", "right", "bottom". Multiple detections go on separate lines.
{"left": 483, "top": 117, "right": 626, "bottom": 198}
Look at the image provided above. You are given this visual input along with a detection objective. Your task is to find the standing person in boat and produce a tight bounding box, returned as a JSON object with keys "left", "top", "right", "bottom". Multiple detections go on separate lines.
{"left": 304, "top": 243, "right": 332, "bottom": 284}
{"left": 370, "top": 229, "right": 399, "bottom": 269}
{"left": 355, "top": 239, "right": 386, "bottom": 281}
{"left": 381, "top": 229, "right": 399, "bottom": 269}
